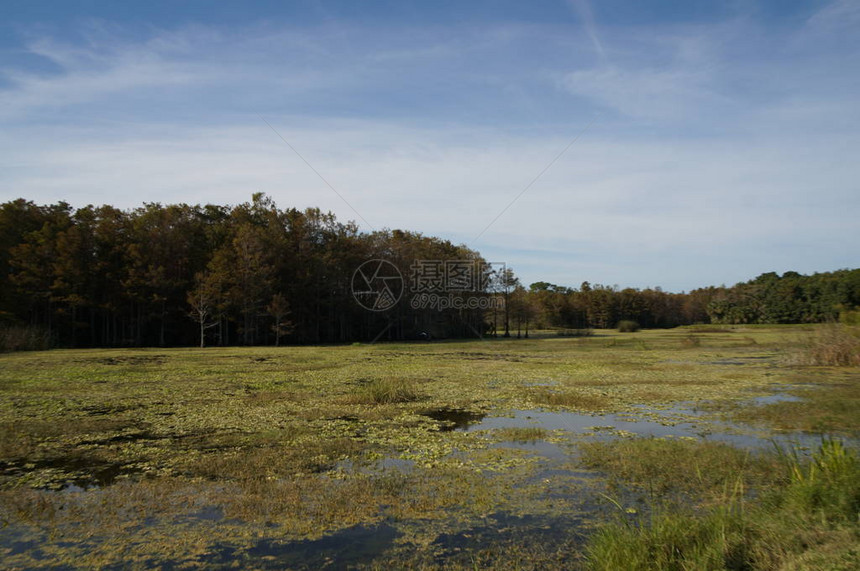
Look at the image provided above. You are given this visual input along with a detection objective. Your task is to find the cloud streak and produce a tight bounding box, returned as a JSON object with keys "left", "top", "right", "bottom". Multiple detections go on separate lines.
{"left": 567, "top": 0, "right": 606, "bottom": 62}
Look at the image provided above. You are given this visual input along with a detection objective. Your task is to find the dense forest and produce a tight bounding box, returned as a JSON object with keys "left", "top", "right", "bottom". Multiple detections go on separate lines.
{"left": 1, "top": 196, "right": 858, "bottom": 348}
{"left": 526, "top": 269, "right": 860, "bottom": 331}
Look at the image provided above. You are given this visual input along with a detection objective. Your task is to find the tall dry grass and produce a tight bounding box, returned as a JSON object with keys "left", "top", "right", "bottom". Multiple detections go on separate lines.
{"left": 791, "top": 324, "right": 860, "bottom": 366}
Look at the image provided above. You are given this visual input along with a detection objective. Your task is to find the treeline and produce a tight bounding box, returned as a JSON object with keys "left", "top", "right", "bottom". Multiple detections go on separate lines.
{"left": 1, "top": 196, "right": 858, "bottom": 348}
{"left": 701, "top": 270, "right": 860, "bottom": 324}
{"left": 522, "top": 267, "right": 860, "bottom": 332}
{"left": 0, "top": 195, "right": 485, "bottom": 347}
{"left": 523, "top": 282, "right": 711, "bottom": 330}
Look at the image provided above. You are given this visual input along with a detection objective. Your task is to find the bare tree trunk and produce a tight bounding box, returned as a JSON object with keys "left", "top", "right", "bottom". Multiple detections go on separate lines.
{"left": 503, "top": 289, "right": 511, "bottom": 338}
{"left": 159, "top": 300, "right": 166, "bottom": 347}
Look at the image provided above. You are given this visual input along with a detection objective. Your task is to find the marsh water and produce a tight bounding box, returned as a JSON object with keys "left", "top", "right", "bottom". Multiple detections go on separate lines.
{"left": 2, "top": 386, "right": 854, "bottom": 569}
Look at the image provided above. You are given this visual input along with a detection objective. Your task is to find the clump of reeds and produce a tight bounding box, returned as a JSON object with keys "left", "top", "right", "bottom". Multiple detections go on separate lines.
{"left": 357, "top": 376, "right": 420, "bottom": 404}
{"left": 495, "top": 427, "right": 548, "bottom": 443}
{"left": 556, "top": 328, "right": 594, "bottom": 337}
{"left": 617, "top": 320, "right": 640, "bottom": 333}
{"left": 531, "top": 389, "right": 609, "bottom": 410}
{"left": 790, "top": 324, "right": 860, "bottom": 366}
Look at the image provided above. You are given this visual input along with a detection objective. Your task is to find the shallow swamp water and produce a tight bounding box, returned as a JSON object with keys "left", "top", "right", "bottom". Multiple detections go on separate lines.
{"left": 1, "top": 327, "right": 857, "bottom": 569}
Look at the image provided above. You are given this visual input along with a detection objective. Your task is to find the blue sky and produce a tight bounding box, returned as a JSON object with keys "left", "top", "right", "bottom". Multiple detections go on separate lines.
{"left": 1, "top": 0, "right": 858, "bottom": 292}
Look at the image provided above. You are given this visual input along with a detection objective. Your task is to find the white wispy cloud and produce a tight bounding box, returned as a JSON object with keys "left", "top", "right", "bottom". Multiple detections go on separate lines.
{"left": 806, "top": 0, "right": 860, "bottom": 34}
{"left": 560, "top": 65, "right": 728, "bottom": 122}
{"left": 567, "top": 0, "right": 606, "bottom": 62}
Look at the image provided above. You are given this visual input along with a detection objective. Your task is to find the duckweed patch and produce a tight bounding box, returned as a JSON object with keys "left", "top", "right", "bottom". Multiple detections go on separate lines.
{"left": 0, "top": 455, "right": 140, "bottom": 490}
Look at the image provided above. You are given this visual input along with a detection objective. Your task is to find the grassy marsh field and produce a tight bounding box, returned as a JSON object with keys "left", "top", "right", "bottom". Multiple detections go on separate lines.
{"left": 1, "top": 325, "right": 858, "bottom": 569}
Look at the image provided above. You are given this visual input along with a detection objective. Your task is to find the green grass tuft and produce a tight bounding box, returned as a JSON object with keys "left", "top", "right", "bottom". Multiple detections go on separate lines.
{"left": 360, "top": 376, "right": 420, "bottom": 404}
{"left": 531, "top": 389, "right": 610, "bottom": 410}
{"left": 586, "top": 440, "right": 860, "bottom": 571}
{"left": 495, "top": 427, "right": 548, "bottom": 443}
